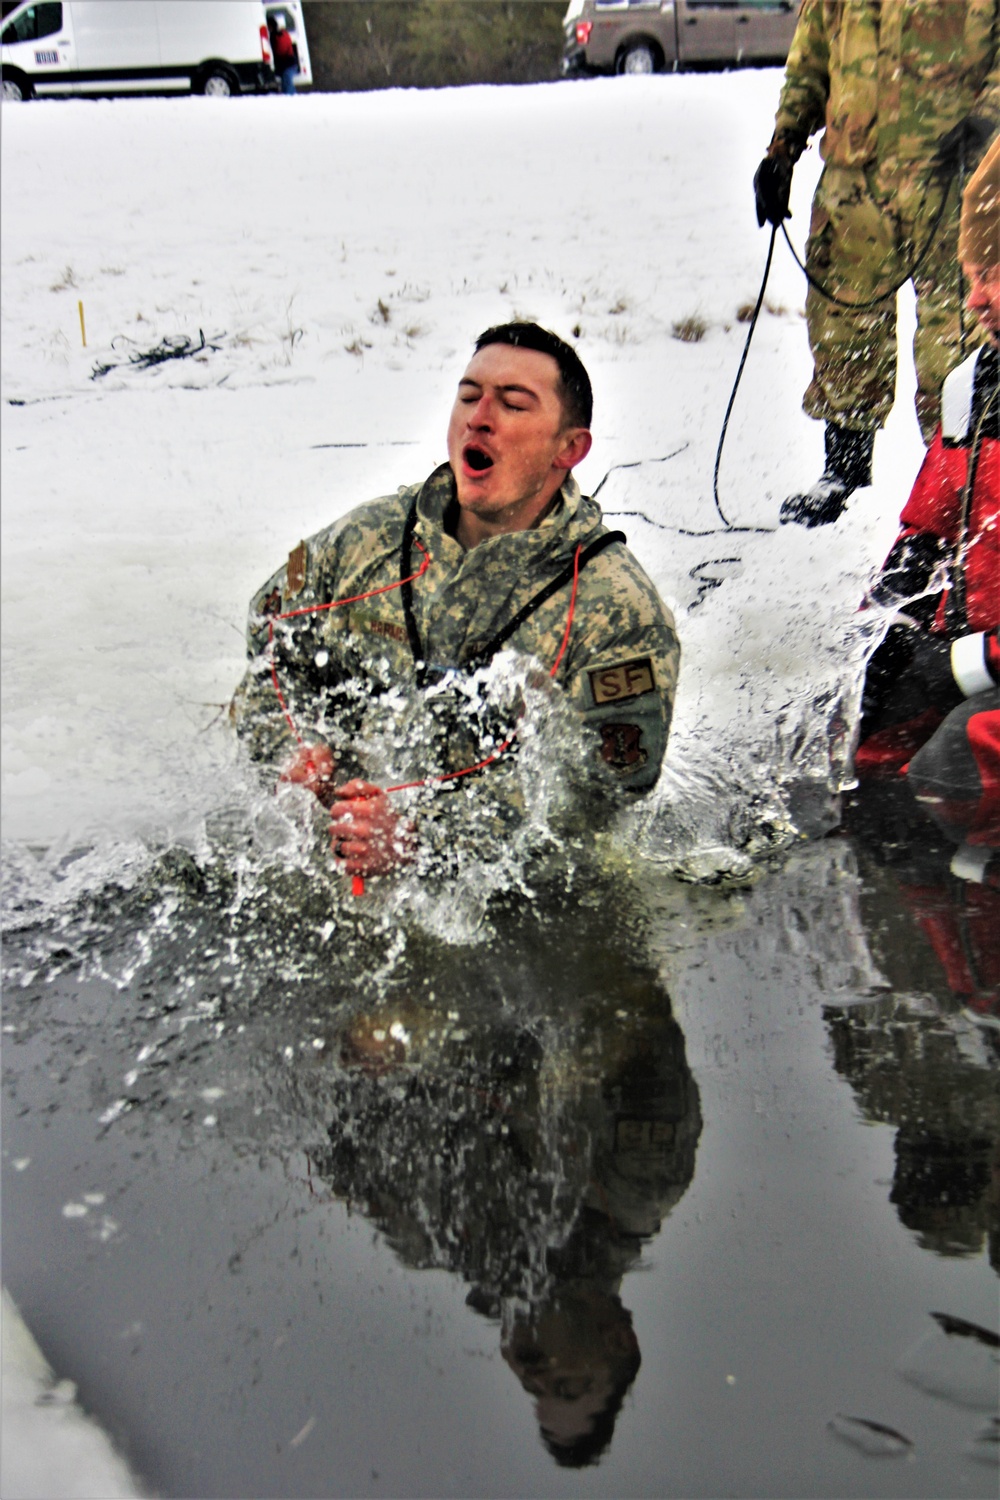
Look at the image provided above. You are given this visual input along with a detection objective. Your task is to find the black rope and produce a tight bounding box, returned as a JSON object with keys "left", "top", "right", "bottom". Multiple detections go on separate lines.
{"left": 592, "top": 443, "right": 689, "bottom": 497}
{"left": 711, "top": 224, "right": 779, "bottom": 535}
{"left": 711, "top": 165, "right": 957, "bottom": 535}
{"left": 464, "top": 530, "right": 627, "bottom": 672}
{"left": 589, "top": 160, "right": 964, "bottom": 596}
{"left": 779, "top": 172, "right": 953, "bottom": 312}
{"left": 399, "top": 497, "right": 424, "bottom": 682}
{"left": 599, "top": 236, "right": 781, "bottom": 538}
{"left": 957, "top": 140, "right": 970, "bottom": 357}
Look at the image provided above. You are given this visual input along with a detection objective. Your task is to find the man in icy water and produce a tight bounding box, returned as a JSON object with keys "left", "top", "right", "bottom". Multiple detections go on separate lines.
{"left": 231, "top": 323, "right": 679, "bottom": 880}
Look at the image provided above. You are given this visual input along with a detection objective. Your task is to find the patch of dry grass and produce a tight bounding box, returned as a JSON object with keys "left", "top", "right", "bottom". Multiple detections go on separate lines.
{"left": 672, "top": 315, "right": 707, "bottom": 343}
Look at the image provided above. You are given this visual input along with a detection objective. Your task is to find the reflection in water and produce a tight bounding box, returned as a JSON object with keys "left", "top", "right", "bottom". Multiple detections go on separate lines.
{"left": 6, "top": 806, "right": 1000, "bottom": 1492}
{"left": 305, "top": 910, "right": 701, "bottom": 1467}
{"left": 896, "top": 1312, "right": 1000, "bottom": 1417}
{"left": 3, "top": 847, "right": 701, "bottom": 1471}
{"left": 829, "top": 784, "right": 1000, "bottom": 1269}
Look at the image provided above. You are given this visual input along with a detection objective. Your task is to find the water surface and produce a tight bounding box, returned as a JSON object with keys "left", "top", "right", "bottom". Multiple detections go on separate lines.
{"left": 3, "top": 789, "right": 997, "bottom": 1498}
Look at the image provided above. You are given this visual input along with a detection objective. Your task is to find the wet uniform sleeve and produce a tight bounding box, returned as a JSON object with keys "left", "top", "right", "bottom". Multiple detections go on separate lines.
{"left": 562, "top": 574, "right": 680, "bottom": 797}
{"left": 773, "top": 0, "right": 830, "bottom": 144}
{"left": 568, "top": 639, "right": 679, "bottom": 796}
{"left": 229, "top": 532, "right": 339, "bottom": 770}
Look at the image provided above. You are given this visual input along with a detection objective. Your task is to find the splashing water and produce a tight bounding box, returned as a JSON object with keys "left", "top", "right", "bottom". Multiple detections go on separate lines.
{"left": 1, "top": 78, "right": 918, "bottom": 965}
{"left": 1, "top": 460, "right": 894, "bottom": 971}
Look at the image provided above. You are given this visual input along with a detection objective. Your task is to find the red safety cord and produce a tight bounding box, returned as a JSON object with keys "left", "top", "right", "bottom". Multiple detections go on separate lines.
{"left": 268, "top": 539, "right": 431, "bottom": 744}
{"left": 266, "top": 540, "right": 583, "bottom": 894}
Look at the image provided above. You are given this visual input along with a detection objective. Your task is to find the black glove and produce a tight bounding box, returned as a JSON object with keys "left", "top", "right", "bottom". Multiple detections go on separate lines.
{"left": 754, "top": 153, "right": 794, "bottom": 228}
{"left": 933, "top": 114, "right": 996, "bottom": 178}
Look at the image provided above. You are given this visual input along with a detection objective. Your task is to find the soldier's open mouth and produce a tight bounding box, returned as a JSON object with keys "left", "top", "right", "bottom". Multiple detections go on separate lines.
{"left": 464, "top": 446, "right": 494, "bottom": 471}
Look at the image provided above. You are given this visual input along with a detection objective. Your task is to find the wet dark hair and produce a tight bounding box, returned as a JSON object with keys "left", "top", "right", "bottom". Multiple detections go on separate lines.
{"left": 474, "top": 322, "right": 593, "bottom": 430}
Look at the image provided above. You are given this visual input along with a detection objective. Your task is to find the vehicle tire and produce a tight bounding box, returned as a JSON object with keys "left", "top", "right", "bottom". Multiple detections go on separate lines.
{"left": 617, "top": 42, "right": 658, "bottom": 75}
{"left": 2, "top": 73, "right": 31, "bottom": 101}
{"left": 198, "top": 68, "right": 238, "bottom": 97}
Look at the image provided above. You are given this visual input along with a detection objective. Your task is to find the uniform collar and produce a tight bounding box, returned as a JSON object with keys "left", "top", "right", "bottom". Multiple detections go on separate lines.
{"left": 415, "top": 463, "right": 589, "bottom": 542}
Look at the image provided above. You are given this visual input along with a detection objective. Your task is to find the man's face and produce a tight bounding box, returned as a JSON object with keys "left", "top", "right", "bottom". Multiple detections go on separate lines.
{"left": 446, "top": 343, "right": 591, "bottom": 536}
{"left": 965, "top": 263, "right": 1000, "bottom": 342}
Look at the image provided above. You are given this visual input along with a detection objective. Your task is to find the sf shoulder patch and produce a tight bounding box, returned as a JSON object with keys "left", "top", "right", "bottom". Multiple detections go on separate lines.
{"left": 286, "top": 540, "right": 308, "bottom": 599}
{"left": 588, "top": 656, "right": 656, "bottom": 706}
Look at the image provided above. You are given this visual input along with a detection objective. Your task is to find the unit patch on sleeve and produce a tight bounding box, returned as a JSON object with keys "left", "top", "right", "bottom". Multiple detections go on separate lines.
{"left": 600, "top": 723, "right": 648, "bottom": 772}
{"left": 588, "top": 656, "right": 656, "bottom": 706}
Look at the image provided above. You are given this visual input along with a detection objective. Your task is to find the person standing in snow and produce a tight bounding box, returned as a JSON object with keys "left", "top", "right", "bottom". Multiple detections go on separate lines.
{"left": 230, "top": 324, "right": 679, "bottom": 881}
{"left": 754, "top": 0, "right": 1000, "bottom": 527}
{"left": 855, "top": 137, "right": 1000, "bottom": 816}
{"left": 271, "top": 13, "right": 299, "bottom": 96}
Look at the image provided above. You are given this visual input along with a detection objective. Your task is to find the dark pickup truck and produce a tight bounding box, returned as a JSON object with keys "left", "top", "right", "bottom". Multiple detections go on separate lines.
{"left": 563, "top": 0, "right": 799, "bottom": 75}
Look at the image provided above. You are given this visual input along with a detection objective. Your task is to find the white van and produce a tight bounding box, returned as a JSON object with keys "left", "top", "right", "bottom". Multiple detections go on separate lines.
{"left": 0, "top": 1, "right": 277, "bottom": 100}
{"left": 264, "top": 1, "right": 311, "bottom": 89}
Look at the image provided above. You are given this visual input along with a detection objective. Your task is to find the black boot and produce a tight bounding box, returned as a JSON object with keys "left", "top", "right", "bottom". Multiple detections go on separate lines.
{"left": 780, "top": 424, "right": 875, "bottom": 527}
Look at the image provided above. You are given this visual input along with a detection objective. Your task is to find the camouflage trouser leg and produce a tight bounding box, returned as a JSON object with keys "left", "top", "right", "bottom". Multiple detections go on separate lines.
{"left": 803, "top": 165, "right": 977, "bottom": 442}
{"left": 803, "top": 165, "right": 903, "bottom": 433}
{"left": 904, "top": 174, "right": 981, "bottom": 444}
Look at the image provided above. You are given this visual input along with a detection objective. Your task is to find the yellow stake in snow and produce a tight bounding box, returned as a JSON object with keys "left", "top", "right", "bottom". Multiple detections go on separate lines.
{"left": 78, "top": 299, "right": 86, "bottom": 347}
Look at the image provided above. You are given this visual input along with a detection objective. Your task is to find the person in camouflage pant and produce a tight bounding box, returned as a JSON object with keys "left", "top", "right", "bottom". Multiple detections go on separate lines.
{"left": 754, "top": 0, "right": 1000, "bottom": 526}
{"left": 231, "top": 323, "right": 679, "bottom": 881}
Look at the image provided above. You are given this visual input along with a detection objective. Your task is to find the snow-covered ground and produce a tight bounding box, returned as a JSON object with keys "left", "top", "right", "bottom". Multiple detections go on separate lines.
{"left": 2, "top": 1289, "right": 143, "bottom": 1499}
{"left": 1, "top": 76, "right": 923, "bottom": 891}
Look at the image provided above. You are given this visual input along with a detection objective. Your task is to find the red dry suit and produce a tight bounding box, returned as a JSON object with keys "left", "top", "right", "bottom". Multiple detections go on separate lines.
{"left": 896, "top": 343, "right": 999, "bottom": 635}
{"left": 856, "top": 342, "right": 999, "bottom": 807}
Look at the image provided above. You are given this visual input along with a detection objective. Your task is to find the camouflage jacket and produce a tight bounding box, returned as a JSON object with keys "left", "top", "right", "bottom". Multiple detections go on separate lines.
{"left": 231, "top": 465, "right": 679, "bottom": 858}
{"left": 775, "top": 0, "right": 1000, "bottom": 171}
